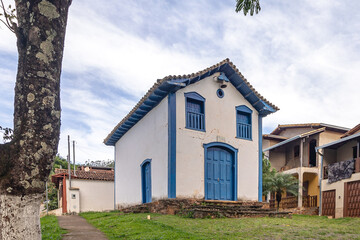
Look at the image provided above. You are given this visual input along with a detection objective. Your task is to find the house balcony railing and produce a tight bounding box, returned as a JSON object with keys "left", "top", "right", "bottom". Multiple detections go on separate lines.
{"left": 237, "top": 122, "right": 251, "bottom": 139}
{"left": 303, "top": 195, "right": 317, "bottom": 207}
{"left": 270, "top": 196, "right": 297, "bottom": 209}
{"left": 186, "top": 111, "right": 205, "bottom": 130}
{"left": 269, "top": 195, "right": 317, "bottom": 208}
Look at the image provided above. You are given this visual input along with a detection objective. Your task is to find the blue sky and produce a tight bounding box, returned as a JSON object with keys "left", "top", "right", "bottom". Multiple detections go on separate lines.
{"left": 1, "top": 0, "right": 359, "bottom": 163}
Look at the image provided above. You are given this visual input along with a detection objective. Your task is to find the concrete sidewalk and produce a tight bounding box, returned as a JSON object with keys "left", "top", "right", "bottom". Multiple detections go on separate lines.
{"left": 58, "top": 215, "right": 108, "bottom": 240}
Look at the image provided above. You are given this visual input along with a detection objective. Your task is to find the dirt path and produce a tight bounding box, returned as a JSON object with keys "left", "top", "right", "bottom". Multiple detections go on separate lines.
{"left": 57, "top": 215, "right": 108, "bottom": 240}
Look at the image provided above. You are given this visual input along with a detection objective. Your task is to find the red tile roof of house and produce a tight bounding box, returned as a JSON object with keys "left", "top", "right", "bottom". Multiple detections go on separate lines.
{"left": 341, "top": 123, "right": 360, "bottom": 138}
{"left": 263, "top": 128, "right": 326, "bottom": 152}
{"left": 52, "top": 168, "right": 114, "bottom": 183}
{"left": 270, "top": 123, "right": 349, "bottom": 135}
{"left": 262, "top": 134, "right": 288, "bottom": 141}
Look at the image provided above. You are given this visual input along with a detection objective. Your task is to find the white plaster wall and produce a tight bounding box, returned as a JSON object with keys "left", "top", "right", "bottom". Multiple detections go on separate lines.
{"left": 115, "top": 99, "right": 168, "bottom": 207}
{"left": 175, "top": 74, "right": 259, "bottom": 201}
{"left": 66, "top": 179, "right": 114, "bottom": 212}
{"left": 68, "top": 189, "right": 80, "bottom": 213}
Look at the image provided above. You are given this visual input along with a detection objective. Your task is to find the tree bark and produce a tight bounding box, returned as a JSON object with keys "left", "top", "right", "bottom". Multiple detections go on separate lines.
{"left": 0, "top": 0, "right": 71, "bottom": 238}
{"left": 0, "top": 194, "right": 43, "bottom": 239}
{"left": 276, "top": 191, "right": 281, "bottom": 209}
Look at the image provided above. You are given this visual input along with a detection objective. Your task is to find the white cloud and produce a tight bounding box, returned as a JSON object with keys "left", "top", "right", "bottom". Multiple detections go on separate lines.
{"left": 0, "top": 0, "right": 359, "bottom": 163}
{"left": 63, "top": 4, "right": 211, "bottom": 97}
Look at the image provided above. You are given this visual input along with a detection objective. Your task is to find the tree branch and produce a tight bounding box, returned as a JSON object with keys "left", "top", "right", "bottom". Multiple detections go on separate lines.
{"left": 0, "top": 0, "right": 15, "bottom": 33}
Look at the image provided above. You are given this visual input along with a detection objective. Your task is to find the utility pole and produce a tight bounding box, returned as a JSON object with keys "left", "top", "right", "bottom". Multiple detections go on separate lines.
{"left": 68, "top": 135, "right": 71, "bottom": 188}
{"left": 73, "top": 140, "right": 76, "bottom": 176}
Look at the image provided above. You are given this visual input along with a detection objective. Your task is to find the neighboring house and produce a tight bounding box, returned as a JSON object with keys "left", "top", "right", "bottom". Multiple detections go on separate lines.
{"left": 51, "top": 166, "right": 114, "bottom": 213}
{"left": 317, "top": 124, "right": 360, "bottom": 218}
{"left": 104, "top": 59, "right": 279, "bottom": 209}
{"left": 263, "top": 123, "right": 349, "bottom": 209}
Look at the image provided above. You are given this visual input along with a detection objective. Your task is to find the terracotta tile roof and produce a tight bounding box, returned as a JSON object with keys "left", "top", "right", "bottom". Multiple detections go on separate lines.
{"left": 270, "top": 123, "right": 349, "bottom": 135}
{"left": 104, "top": 58, "right": 279, "bottom": 145}
{"left": 299, "top": 127, "right": 326, "bottom": 138}
{"left": 262, "top": 134, "right": 288, "bottom": 140}
{"left": 54, "top": 168, "right": 114, "bottom": 181}
{"left": 341, "top": 123, "right": 360, "bottom": 138}
{"left": 263, "top": 128, "right": 326, "bottom": 152}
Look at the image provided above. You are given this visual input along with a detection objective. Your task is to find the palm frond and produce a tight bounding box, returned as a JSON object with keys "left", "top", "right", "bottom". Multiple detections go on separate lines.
{"left": 235, "top": 0, "right": 261, "bottom": 16}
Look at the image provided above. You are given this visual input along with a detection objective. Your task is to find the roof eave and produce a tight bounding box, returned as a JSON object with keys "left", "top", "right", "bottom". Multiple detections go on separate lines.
{"left": 104, "top": 59, "right": 279, "bottom": 146}
{"left": 316, "top": 132, "right": 360, "bottom": 150}
{"left": 263, "top": 128, "right": 325, "bottom": 152}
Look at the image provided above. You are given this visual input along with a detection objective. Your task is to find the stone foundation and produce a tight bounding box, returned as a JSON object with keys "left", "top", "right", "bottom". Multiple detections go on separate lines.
{"left": 281, "top": 207, "right": 319, "bottom": 215}
{"left": 120, "top": 198, "right": 291, "bottom": 219}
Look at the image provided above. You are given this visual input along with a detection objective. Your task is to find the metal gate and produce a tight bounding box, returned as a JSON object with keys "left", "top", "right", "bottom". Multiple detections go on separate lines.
{"left": 322, "top": 190, "right": 335, "bottom": 218}
{"left": 344, "top": 180, "right": 360, "bottom": 217}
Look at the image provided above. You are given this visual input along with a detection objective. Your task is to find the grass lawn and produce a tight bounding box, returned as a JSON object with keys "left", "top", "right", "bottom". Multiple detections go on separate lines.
{"left": 80, "top": 211, "right": 360, "bottom": 240}
{"left": 40, "top": 215, "right": 67, "bottom": 240}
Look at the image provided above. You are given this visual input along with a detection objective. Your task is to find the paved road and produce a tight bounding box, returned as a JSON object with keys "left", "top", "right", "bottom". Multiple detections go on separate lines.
{"left": 58, "top": 215, "right": 108, "bottom": 240}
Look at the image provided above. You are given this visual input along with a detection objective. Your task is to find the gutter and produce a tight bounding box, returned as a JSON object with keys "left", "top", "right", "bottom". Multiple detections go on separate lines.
{"left": 263, "top": 135, "right": 301, "bottom": 152}
{"left": 316, "top": 132, "right": 360, "bottom": 150}
{"left": 316, "top": 149, "right": 324, "bottom": 216}
{"left": 114, "top": 146, "right": 116, "bottom": 210}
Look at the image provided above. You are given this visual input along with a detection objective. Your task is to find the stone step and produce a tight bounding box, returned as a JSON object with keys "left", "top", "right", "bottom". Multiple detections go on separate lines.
{"left": 119, "top": 199, "right": 290, "bottom": 219}
{"left": 189, "top": 204, "right": 265, "bottom": 211}
{"left": 187, "top": 207, "right": 276, "bottom": 214}
{"left": 203, "top": 200, "right": 266, "bottom": 208}
{"left": 181, "top": 208, "right": 290, "bottom": 219}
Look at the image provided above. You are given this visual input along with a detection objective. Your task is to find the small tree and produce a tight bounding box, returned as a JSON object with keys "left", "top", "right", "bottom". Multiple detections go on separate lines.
{"left": 262, "top": 155, "right": 276, "bottom": 200}
{"left": 269, "top": 173, "right": 299, "bottom": 209}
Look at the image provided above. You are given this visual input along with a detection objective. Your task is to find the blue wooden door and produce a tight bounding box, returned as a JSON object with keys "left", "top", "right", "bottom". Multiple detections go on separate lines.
{"left": 205, "top": 147, "right": 234, "bottom": 200}
{"left": 142, "top": 162, "right": 152, "bottom": 203}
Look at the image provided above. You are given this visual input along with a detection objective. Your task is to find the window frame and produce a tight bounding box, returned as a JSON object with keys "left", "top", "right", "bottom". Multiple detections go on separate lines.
{"left": 353, "top": 146, "right": 357, "bottom": 159}
{"left": 235, "top": 105, "right": 252, "bottom": 140}
{"left": 184, "top": 92, "right": 206, "bottom": 132}
{"left": 294, "top": 145, "right": 300, "bottom": 158}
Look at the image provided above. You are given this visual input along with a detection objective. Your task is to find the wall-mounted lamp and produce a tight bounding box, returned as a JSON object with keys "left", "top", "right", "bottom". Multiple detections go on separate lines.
{"left": 213, "top": 72, "right": 229, "bottom": 88}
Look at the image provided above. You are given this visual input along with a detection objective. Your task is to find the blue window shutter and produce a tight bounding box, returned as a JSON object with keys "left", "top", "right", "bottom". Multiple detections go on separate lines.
{"left": 185, "top": 92, "right": 205, "bottom": 131}
{"left": 236, "top": 105, "right": 252, "bottom": 140}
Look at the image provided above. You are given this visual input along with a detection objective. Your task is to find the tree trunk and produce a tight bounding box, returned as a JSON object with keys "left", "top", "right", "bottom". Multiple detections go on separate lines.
{"left": 276, "top": 191, "right": 282, "bottom": 209}
{"left": 0, "top": 0, "right": 71, "bottom": 238}
{"left": 0, "top": 194, "right": 43, "bottom": 239}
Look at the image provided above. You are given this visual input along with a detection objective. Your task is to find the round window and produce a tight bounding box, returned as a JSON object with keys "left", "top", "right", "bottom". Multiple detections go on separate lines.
{"left": 217, "top": 89, "right": 224, "bottom": 98}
